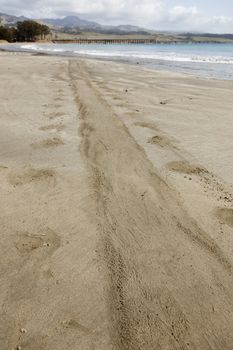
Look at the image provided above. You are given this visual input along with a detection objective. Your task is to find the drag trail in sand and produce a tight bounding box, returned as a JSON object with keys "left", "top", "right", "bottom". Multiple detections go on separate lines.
{"left": 69, "top": 60, "right": 233, "bottom": 349}
{"left": 1, "top": 52, "right": 233, "bottom": 349}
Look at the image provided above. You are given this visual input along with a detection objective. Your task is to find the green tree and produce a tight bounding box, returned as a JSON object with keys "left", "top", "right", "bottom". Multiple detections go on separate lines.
{"left": 0, "top": 26, "right": 15, "bottom": 42}
{"left": 40, "top": 24, "right": 50, "bottom": 39}
{"left": 16, "top": 20, "right": 50, "bottom": 42}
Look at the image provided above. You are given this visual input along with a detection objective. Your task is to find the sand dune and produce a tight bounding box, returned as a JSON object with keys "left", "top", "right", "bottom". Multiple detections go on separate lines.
{"left": 1, "top": 52, "right": 233, "bottom": 349}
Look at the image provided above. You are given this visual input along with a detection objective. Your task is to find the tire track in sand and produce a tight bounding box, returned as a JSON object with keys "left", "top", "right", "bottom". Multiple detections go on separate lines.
{"left": 68, "top": 60, "right": 233, "bottom": 350}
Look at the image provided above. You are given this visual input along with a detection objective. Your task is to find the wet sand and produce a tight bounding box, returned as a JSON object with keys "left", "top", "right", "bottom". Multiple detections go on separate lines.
{"left": 1, "top": 52, "right": 233, "bottom": 349}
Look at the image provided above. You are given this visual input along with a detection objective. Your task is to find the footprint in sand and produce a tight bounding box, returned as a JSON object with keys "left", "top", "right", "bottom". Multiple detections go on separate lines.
{"left": 15, "top": 228, "right": 61, "bottom": 256}
{"left": 168, "top": 161, "right": 233, "bottom": 203}
{"left": 62, "top": 319, "right": 91, "bottom": 334}
{"left": 134, "top": 122, "right": 176, "bottom": 149}
{"left": 167, "top": 161, "right": 208, "bottom": 175}
{"left": 39, "top": 124, "right": 65, "bottom": 132}
{"left": 134, "top": 121, "right": 159, "bottom": 132}
{"left": 54, "top": 97, "right": 63, "bottom": 102}
{"left": 112, "top": 96, "right": 121, "bottom": 101}
{"left": 9, "top": 229, "right": 61, "bottom": 302}
{"left": 147, "top": 135, "right": 175, "bottom": 149}
{"left": 31, "top": 137, "right": 64, "bottom": 149}
{"left": 15, "top": 234, "right": 44, "bottom": 254}
{"left": 215, "top": 208, "right": 233, "bottom": 229}
{"left": 45, "top": 112, "right": 65, "bottom": 120}
{"left": 9, "top": 167, "right": 55, "bottom": 186}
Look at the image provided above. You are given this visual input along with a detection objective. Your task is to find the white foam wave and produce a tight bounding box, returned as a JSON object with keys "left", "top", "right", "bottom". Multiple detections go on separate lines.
{"left": 75, "top": 50, "right": 233, "bottom": 64}
{"left": 20, "top": 44, "right": 233, "bottom": 65}
{"left": 21, "top": 44, "right": 65, "bottom": 52}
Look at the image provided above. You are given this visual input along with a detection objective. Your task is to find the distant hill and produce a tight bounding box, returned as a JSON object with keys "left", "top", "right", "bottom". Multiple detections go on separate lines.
{"left": 0, "top": 12, "right": 150, "bottom": 34}
{"left": 39, "top": 16, "right": 150, "bottom": 34}
{"left": 39, "top": 15, "right": 101, "bottom": 31}
{"left": 1, "top": 12, "right": 233, "bottom": 40}
{"left": 0, "top": 12, "right": 28, "bottom": 26}
{"left": 185, "top": 32, "right": 233, "bottom": 40}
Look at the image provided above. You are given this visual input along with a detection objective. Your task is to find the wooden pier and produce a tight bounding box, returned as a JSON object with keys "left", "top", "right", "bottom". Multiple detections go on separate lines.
{"left": 52, "top": 38, "right": 158, "bottom": 45}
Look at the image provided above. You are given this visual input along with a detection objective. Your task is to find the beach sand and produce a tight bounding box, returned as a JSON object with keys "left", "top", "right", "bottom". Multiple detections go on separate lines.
{"left": 1, "top": 52, "right": 233, "bottom": 349}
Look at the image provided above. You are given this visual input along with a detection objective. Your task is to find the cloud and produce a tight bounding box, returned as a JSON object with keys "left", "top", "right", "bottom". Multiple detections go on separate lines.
{"left": 0, "top": 0, "right": 233, "bottom": 33}
{"left": 168, "top": 6, "right": 198, "bottom": 24}
{"left": 201, "top": 15, "right": 233, "bottom": 33}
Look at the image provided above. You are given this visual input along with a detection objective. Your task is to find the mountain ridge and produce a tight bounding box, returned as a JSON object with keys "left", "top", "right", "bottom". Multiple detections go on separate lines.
{"left": 1, "top": 12, "right": 233, "bottom": 39}
{"left": 0, "top": 12, "right": 150, "bottom": 34}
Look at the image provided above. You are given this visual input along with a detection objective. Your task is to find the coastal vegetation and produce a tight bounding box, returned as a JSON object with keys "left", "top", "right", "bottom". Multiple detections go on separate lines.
{"left": 0, "top": 25, "right": 15, "bottom": 42}
{"left": 0, "top": 20, "right": 50, "bottom": 42}
{"left": 16, "top": 21, "right": 50, "bottom": 41}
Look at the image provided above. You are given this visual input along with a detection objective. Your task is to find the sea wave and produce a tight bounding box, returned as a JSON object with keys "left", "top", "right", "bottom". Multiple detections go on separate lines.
{"left": 74, "top": 49, "right": 233, "bottom": 64}
{"left": 20, "top": 44, "right": 233, "bottom": 65}
{"left": 21, "top": 44, "right": 65, "bottom": 52}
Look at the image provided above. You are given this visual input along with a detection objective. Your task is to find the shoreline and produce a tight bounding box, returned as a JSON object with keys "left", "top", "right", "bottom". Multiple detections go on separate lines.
{"left": 1, "top": 52, "right": 233, "bottom": 349}
{"left": 1, "top": 42, "right": 233, "bottom": 81}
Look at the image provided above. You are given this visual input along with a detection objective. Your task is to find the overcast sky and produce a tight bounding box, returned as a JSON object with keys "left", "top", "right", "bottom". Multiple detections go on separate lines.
{"left": 1, "top": 0, "right": 233, "bottom": 33}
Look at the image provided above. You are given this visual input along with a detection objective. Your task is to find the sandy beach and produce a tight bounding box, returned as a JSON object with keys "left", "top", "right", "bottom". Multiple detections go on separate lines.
{"left": 1, "top": 51, "right": 233, "bottom": 349}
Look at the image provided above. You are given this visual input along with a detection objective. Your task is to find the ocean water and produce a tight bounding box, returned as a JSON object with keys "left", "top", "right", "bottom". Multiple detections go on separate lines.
{"left": 3, "top": 42, "right": 233, "bottom": 80}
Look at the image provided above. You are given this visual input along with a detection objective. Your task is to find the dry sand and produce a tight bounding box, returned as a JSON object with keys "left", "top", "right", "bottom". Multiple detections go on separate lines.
{"left": 0, "top": 52, "right": 233, "bottom": 349}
